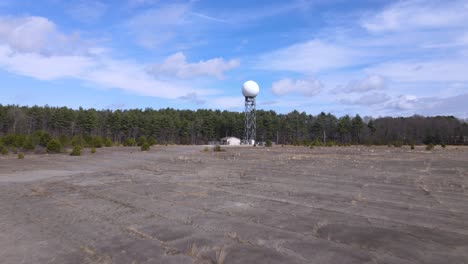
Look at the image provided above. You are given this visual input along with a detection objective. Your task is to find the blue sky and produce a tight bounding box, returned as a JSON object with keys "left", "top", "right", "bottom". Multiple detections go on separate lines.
{"left": 0, "top": 0, "right": 467, "bottom": 117}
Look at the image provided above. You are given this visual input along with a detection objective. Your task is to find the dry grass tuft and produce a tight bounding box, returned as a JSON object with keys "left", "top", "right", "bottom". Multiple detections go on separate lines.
{"left": 30, "top": 186, "right": 48, "bottom": 196}
{"left": 81, "top": 245, "right": 112, "bottom": 264}
{"left": 125, "top": 226, "right": 153, "bottom": 240}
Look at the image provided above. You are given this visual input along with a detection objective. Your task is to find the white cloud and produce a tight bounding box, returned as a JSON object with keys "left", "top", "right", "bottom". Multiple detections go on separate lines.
{"left": 340, "top": 93, "right": 390, "bottom": 106}
{"left": 339, "top": 75, "right": 386, "bottom": 93}
{"left": 271, "top": 78, "right": 322, "bottom": 97}
{"left": 361, "top": 0, "right": 468, "bottom": 33}
{"left": 389, "top": 95, "right": 420, "bottom": 110}
{"left": 0, "top": 16, "right": 86, "bottom": 55}
{"left": 0, "top": 15, "right": 222, "bottom": 100}
{"left": 0, "top": 45, "right": 93, "bottom": 80}
{"left": 149, "top": 52, "right": 240, "bottom": 79}
{"left": 67, "top": 1, "right": 107, "bottom": 23}
{"left": 0, "top": 16, "right": 56, "bottom": 53}
{"left": 211, "top": 96, "right": 244, "bottom": 110}
{"left": 178, "top": 92, "right": 206, "bottom": 105}
{"left": 384, "top": 93, "right": 468, "bottom": 117}
{"left": 256, "top": 40, "right": 359, "bottom": 73}
{"left": 366, "top": 59, "right": 468, "bottom": 82}
{"left": 125, "top": 3, "right": 190, "bottom": 48}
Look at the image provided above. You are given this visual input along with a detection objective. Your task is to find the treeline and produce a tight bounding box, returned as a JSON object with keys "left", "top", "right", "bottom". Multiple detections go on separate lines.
{"left": 0, "top": 105, "right": 467, "bottom": 149}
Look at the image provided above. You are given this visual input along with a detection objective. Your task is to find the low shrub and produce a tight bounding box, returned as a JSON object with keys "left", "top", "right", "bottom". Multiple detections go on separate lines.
{"left": 137, "top": 136, "right": 147, "bottom": 146}
{"left": 59, "top": 135, "right": 70, "bottom": 147}
{"left": 203, "top": 147, "right": 209, "bottom": 152}
{"left": 392, "top": 141, "right": 403, "bottom": 148}
{"left": 265, "top": 140, "right": 272, "bottom": 147}
{"left": 91, "top": 147, "right": 96, "bottom": 154}
{"left": 441, "top": 143, "right": 446, "bottom": 148}
{"left": 213, "top": 144, "right": 224, "bottom": 152}
{"left": 46, "top": 139, "right": 62, "bottom": 153}
{"left": 148, "top": 137, "right": 156, "bottom": 146}
{"left": 39, "top": 132, "right": 52, "bottom": 147}
{"left": 141, "top": 142, "right": 150, "bottom": 151}
{"left": 71, "top": 135, "right": 84, "bottom": 147}
{"left": 17, "top": 153, "right": 24, "bottom": 159}
{"left": 410, "top": 144, "right": 415, "bottom": 150}
{"left": 326, "top": 141, "right": 336, "bottom": 147}
{"left": 123, "top": 138, "right": 136, "bottom": 147}
{"left": 92, "top": 136, "right": 103, "bottom": 148}
{"left": 23, "top": 137, "right": 35, "bottom": 150}
{"left": 1, "top": 145, "right": 7, "bottom": 155}
{"left": 426, "top": 144, "right": 434, "bottom": 151}
{"left": 70, "top": 146, "right": 81, "bottom": 156}
{"left": 104, "top": 138, "right": 113, "bottom": 147}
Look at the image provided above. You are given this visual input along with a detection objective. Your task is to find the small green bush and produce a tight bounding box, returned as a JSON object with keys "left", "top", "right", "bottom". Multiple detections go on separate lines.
{"left": 17, "top": 153, "right": 24, "bottom": 159}
{"left": 23, "top": 137, "right": 35, "bottom": 150}
{"left": 104, "top": 138, "right": 113, "bottom": 147}
{"left": 59, "top": 135, "right": 70, "bottom": 147}
{"left": 326, "top": 141, "right": 336, "bottom": 147}
{"left": 141, "top": 142, "right": 150, "bottom": 151}
{"left": 39, "top": 132, "right": 52, "bottom": 147}
{"left": 91, "top": 147, "right": 96, "bottom": 154}
{"left": 265, "top": 140, "right": 272, "bottom": 147}
{"left": 441, "top": 143, "right": 446, "bottom": 148}
{"left": 123, "top": 138, "right": 136, "bottom": 147}
{"left": 71, "top": 135, "right": 84, "bottom": 147}
{"left": 92, "top": 136, "right": 103, "bottom": 148}
{"left": 147, "top": 137, "right": 156, "bottom": 146}
{"left": 410, "top": 144, "right": 415, "bottom": 150}
{"left": 1, "top": 145, "right": 8, "bottom": 155}
{"left": 137, "top": 136, "right": 147, "bottom": 146}
{"left": 426, "top": 144, "right": 434, "bottom": 151}
{"left": 83, "top": 135, "right": 93, "bottom": 147}
{"left": 70, "top": 146, "right": 81, "bottom": 156}
{"left": 310, "top": 139, "right": 323, "bottom": 147}
{"left": 392, "top": 141, "right": 403, "bottom": 148}
{"left": 46, "top": 139, "right": 62, "bottom": 153}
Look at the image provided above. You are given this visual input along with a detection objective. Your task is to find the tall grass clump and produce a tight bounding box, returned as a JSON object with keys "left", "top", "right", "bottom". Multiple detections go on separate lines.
{"left": 17, "top": 153, "right": 25, "bottom": 159}
{"left": 265, "top": 140, "right": 272, "bottom": 147}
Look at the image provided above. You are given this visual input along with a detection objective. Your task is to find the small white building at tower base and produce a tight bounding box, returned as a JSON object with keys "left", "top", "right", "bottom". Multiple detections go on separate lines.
{"left": 221, "top": 137, "right": 241, "bottom": 145}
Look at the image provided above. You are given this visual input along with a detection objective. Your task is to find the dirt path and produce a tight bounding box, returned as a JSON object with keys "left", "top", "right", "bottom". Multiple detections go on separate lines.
{"left": 0, "top": 146, "right": 467, "bottom": 263}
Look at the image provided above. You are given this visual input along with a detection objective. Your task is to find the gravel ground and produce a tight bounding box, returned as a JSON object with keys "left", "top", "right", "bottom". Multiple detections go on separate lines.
{"left": 0, "top": 145, "right": 467, "bottom": 264}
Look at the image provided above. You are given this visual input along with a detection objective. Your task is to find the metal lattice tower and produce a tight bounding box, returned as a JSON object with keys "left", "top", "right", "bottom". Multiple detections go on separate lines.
{"left": 244, "top": 96, "right": 256, "bottom": 145}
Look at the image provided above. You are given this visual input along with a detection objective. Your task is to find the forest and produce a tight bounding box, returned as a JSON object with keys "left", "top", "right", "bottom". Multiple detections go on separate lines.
{"left": 0, "top": 104, "right": 467, "bottom": 150}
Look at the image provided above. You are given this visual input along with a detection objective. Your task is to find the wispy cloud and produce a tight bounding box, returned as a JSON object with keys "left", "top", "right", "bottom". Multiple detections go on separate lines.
{"left": 336, "top": 75, "right": 386, "bottom": 93}
{"left": 148, "top": 52, "right": 239, "bottom": 79}
{"left": 67, "top": 1, "right": 108, "bottom": 23}
{"left": 256, "top": 40, "right": 359, "bottom": 74}
{"left": 0, "top": 15, "right": 223, "bottom": 100}
{"left": 125, "top": 3, "right": 190, "bottom": 49}
{"left": 340, "top": 92, "right": 390, "bottom": 106}
{"left": 361, "top": 0, "right": 468, "bottom": 33}
{"left": 271, "top": 78, "right": 322, "bottom": 97}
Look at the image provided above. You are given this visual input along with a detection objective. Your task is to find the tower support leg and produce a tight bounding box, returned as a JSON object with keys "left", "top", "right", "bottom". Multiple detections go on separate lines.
{"left": 244, "top": 97, "right": 256, "bottom": 145}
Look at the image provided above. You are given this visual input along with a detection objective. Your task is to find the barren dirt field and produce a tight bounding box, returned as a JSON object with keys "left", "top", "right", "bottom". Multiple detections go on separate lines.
{"left": 1, "top": 145, "right": 468, "bottom": 264}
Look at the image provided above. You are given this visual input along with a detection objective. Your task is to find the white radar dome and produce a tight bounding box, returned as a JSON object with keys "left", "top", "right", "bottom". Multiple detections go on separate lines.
{"left": 242, "top": 80, "right": 260, "bottom": 98}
